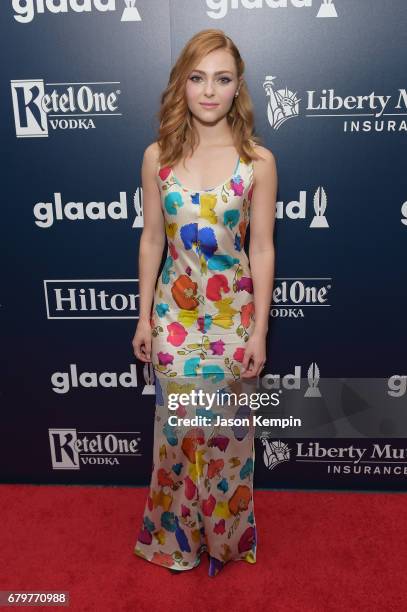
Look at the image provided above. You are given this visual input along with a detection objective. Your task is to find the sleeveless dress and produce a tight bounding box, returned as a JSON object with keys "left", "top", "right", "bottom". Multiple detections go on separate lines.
{"left": 133, "top": 152, "right": 258, "bottom": 577}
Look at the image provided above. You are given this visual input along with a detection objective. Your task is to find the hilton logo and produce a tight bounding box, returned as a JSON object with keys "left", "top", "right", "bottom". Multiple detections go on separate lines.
{"left": 43, "top": 279, "right": 139, "bottom": 319}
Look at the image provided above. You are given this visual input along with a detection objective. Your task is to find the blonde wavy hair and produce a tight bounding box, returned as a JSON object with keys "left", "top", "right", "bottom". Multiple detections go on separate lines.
{"left": 156, "top": 28, "right": 264, "bottom": 168}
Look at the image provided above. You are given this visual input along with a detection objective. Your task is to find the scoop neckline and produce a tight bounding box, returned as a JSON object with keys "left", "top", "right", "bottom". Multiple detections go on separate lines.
{"left": 170, "top": 154, "right": 241, "bottom": 193}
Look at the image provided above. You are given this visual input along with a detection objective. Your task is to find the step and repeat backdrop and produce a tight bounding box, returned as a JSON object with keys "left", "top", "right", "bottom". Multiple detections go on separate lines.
{"left": 2, "top": 0, "right": 406, "bottom": 491}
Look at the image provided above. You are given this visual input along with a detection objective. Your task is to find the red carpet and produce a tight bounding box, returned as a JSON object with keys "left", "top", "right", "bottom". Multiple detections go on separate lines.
{"left": 0, "top": 485, "right": 406, "bottom": 611}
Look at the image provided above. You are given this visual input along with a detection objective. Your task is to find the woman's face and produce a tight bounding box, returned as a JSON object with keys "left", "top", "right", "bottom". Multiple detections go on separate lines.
{"left": 185, "top": 49, "right": 240, "bottom": 124}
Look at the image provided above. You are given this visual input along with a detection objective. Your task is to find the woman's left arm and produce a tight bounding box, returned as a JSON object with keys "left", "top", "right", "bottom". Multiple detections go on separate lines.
{"left": 241, "top": 147, "right": 277, "bottom": 378}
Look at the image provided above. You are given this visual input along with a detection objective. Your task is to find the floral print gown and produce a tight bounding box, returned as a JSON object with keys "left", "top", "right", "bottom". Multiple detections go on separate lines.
{"left": 134, "top": 154, "right": 258, "bottom": 577}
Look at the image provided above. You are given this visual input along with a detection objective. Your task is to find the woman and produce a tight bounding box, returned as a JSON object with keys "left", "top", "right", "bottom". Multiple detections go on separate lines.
{"left": 132, "top": 28, "right": 277, "bottom": 577}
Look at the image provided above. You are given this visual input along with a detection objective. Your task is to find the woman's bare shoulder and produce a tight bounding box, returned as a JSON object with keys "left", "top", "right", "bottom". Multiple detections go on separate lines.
{"left": 252, "top": 145, "right": 277, "bottom": 188}
{"left": 141, "top": 142, "right": 162, "bottom": 182}
{"left": 143, "top": 141, "right": 160, "bottom": 164}
{"left": 252, "top": 143, "right": 276, "bottom": 163}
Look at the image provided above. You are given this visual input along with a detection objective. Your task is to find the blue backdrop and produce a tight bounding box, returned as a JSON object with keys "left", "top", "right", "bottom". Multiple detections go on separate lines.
{"left": 2, "top": 0, "right": 406, "bottom": 491}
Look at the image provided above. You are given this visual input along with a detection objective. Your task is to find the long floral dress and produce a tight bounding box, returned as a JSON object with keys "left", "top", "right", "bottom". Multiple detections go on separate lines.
{"left": 134, "top": 153, "right": 258, "bottom": 577}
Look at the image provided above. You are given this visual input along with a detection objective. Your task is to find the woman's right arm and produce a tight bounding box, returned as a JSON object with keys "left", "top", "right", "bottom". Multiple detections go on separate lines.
{"left": 132, "top": 142, "right": 166, "bottom": 362}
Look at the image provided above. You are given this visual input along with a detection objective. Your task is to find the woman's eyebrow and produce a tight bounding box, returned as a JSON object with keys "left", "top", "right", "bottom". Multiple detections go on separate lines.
{"left": 191, "top": 69, "right": 234, "bottom": 75}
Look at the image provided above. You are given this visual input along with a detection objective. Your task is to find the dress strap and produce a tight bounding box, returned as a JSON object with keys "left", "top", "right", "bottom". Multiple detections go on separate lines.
{"left": 246, "top": 157, "right": 254, "bottom": 189}
{"left": 233, "top": 154, "right": 240, "bottom": 175}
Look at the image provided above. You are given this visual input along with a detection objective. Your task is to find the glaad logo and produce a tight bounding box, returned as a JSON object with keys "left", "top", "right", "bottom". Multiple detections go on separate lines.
{"left": 271, "top": 278, "right": 332, "bottom": 318}
{"left": 387, "top": 375, "right": 407, "bottom": 398}
{"left": 259, "top": 363, "right": 322, "bottom": 397}
{"left": 206, "top": 0, "right": 338, "bottom": 20}
{"left": 33, "top": 190, "right": 143, "bottom": 228}
{"left": 51, "top": 364, "right": 139, "bottom": 394}
{"left": 316, "top": 0, "right": 337, "bottom": 18}
{"left": 44, "top": 279, "right": 139, "bottom": 319}
{"left": 121, "top": 0, "right": 141, "bottom": 20}
{"left": 51, "top": 363, "right": 156, "bottom": 395}
{"left": 276, "top": 186, "right": 329, "bottom": 227}
{"left": 260, "top": 437, "right": 291, "bottom": 471}
{"left": 48, "top": 428, "right": 141, "bottom": 470}
{"left": 10, "top": 79, "right": 122, "bottom": 138}
{"left": 143, "top": 362, "right": 156, "bottom": 395}
{"left": 304, "top": 362, "right": 321, "bottom": 397}
{"left": 264, "top": 74, "right": 407, "bottom": 133}
{"left": 12, "top": 0, "right": 141, "bottom": 24}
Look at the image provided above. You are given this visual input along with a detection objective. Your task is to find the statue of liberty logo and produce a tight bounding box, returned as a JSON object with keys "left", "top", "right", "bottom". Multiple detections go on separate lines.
{"left": 263, "top": 75, "right": 301, "bottom": 130}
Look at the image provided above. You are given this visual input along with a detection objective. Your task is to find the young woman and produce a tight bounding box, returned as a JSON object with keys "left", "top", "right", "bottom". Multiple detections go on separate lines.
{"left": 132, "top": 28, "right": 277, "bottom": 577}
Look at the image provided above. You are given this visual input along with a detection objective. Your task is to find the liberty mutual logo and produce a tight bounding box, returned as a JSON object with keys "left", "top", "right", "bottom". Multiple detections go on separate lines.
{"left": 263, "top": 75, "right": 301, "bottom": 130}
{"left": 261, "top": 438, "right": 291, "bottom": 471}
{"left": 264, "top": 73, "right": 407, "bottom": 134}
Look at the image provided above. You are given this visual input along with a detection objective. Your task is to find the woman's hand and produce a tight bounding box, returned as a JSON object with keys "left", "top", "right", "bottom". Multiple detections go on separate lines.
{"left": 132, "top": 319, "right": 152, "bottom": 363}
{"left": 241, "top": 330, "right": 267, "bottom": 378}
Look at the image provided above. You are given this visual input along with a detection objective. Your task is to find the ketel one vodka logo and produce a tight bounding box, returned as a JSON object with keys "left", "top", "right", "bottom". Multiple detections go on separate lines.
{"left": 260, "top": 437, "right": 290, "bottom": 471}
{"left": 12, "top": 0, "right": 141, "bottom": 24}
{"left": 271, "top": 278, "right": 332, "bottom": 317}
{"left": 10, "top": 79, "right": 122, "bottom": 138}
{"left": 48, "top": 429, "right": 141, "bottom": 470}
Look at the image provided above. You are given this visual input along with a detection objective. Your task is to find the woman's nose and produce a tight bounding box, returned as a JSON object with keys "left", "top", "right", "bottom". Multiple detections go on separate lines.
{"left": 204, "top": 80, "right": 215, "bottom": 95}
